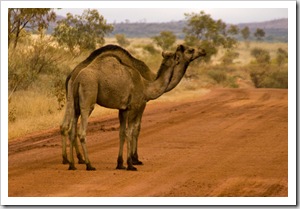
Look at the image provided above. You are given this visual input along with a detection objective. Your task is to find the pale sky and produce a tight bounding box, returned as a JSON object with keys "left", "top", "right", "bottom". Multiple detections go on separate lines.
{"left": 55, "top": 8, "right": 288, "bottom": 24}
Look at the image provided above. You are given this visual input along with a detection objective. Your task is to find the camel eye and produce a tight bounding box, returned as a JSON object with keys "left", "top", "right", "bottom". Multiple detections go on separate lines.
{"left": 188, "top": 49, "right": 195, "bottom": 54}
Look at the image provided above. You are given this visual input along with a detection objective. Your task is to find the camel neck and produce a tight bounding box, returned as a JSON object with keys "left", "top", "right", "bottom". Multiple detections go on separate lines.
{"left": 144, "top": 59, "right": 176, "bottom": 101}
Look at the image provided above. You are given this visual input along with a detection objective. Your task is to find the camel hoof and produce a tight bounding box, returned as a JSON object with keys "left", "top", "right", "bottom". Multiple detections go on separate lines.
{"left": 86, "top": 163, "right": 96, "bottom": 171}
{"left": 77, "top": 154, "right": 85, "bottom": 164}
{"left": 62, "top": 158, "right": 69, "bottom": 164}
{"left": 116, "top": 164, "right": 126, "bottom": 170}
{"left": 127, "top": 166, "right": 137, "bottom": 171}
{"left": 132, "top": 160, "right": 143, "bottom": 165}
{"left": 68, "top": 164, "right": 77, "bottom": 170}
{"left": 78, "top": 159, "right": 85, "bottom": 164}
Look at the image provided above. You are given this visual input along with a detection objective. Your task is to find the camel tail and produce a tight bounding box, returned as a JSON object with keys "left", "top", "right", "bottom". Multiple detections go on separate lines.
{"left": 60, "top": 80, "right": 76, "bottom": 136}
{"left": 61, "top": 78, "right": 77, "bottom": 164}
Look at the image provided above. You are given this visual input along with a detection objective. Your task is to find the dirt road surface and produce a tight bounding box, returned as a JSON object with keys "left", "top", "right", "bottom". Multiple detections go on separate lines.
{"left": 8, "top": 88, "right": 288, "bottom": 197}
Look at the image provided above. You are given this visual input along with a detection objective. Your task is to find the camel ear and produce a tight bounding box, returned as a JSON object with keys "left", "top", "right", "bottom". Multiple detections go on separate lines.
{"left": 175, "top": 53, "right": 180, "bottom": 64}
{"left": 162, "top": 51, "right": 173, "bottom": 58}
{"left": 162, "top": 51, "right": 170, "bottom": 58}
{"left": 176, "top": 44, "right": 185, "bottom": 52}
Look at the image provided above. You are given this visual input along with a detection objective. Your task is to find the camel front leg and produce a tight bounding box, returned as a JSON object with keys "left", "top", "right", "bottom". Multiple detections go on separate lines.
{"left": 126, "top": 109, "right": 144, "bottom": 171}
{"left": 126, "top": 125, "right": 136, "bottom": 171}
{"left": 132, "top": 104, "right": 146, "bottom": 165}
{"left": 132, "top": 120, "right": 143, "bottom": 165}
{"left": 116, "top": 110, "right": 127, "bottom": 169}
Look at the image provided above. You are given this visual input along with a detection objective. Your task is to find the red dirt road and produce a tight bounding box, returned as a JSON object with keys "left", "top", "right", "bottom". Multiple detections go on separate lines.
{"left": 8, "top": 88, "right": 288, "bottom": 197}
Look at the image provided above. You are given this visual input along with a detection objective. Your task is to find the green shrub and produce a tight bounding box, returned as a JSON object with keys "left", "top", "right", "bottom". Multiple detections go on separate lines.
{"left": 115, "top": 34, "right": 130, "bottom": 47}
{"left": 248, "top": 65, "right": 288, "bottom": 88}
{"left": 207, "top": 70, "right": 227, "bottom": 84}
{"left": 221, "top": 50, "right": 239, "bottom": 65}
{"left": 276, "top": 48, "right": 288, "bottom": 66}
{"left": 225, "top": 76, "right": 239, "bottom": 88}
{"left": 250, "top": 47, "right": 270, "bottom": 64}
{"left": 152, "top": 31, "right": 176, "bottom": 51}
{"left": 143, "top": 44, "right": 159, "bottom": 55}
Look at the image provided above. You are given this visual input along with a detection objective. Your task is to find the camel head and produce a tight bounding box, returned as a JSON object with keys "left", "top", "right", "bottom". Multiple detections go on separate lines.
{"left": 159, "top": 51, "right": 176, "bottom": 69}
{"left": 175, "top": 45, "right": 206, "bottom": 64}
{"left": 162, "top": 51, "right": 174, "bottom": 58}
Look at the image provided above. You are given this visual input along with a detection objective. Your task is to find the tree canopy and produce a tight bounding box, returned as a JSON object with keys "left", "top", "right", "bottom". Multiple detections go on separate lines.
{"left": 8, "top": 8, "right": 56, "bottom": 48}
{"left": 53, "top": 9, "right": 113, "bottom": 54}
{"left": 152, "top": 31, "right": 176, "bottom": 51}
{"left": 183, "top": 11, "right": 239, "bottom": 62}
{"left": 254, "top": 28, "right": 266, "bottom": 41}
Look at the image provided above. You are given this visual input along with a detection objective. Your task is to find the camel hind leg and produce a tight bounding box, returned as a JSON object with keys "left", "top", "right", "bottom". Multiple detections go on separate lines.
{"left": 61, "top": 131, "right": 69, "bottom": 164}
{"left": 71, "top": 115, "right": 85, "bottom": 164}
{"left": 78, "top": 107, "right": 96, "bottom": 171}
{"left": 61, "top": 111, "right": 85, "bottom": 165}
{"left": 60, "top": 113, "right": 72, "bottom": 165}
{"left": 77, "top": 83, "right": 96, "bottom": 171}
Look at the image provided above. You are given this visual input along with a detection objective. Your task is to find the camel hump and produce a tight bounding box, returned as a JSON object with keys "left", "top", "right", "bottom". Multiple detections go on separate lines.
{"left": 70, "top": 45, "right": 155, "bottom": 83}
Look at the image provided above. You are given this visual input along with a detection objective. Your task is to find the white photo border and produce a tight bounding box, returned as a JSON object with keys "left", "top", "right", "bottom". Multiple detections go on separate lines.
{"left": 1, "top": 0, "right": 296, "bottom": 206}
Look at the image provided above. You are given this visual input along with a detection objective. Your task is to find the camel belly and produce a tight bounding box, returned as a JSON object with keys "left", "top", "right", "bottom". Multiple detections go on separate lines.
{"left": 96, "top": 82, "right": 132, "bottom": 110}
{"left": 95, "top": 72, "right": 142, "bottom": 110}
{"left": 87, "top": 56, "right": 145, "bottom": 110}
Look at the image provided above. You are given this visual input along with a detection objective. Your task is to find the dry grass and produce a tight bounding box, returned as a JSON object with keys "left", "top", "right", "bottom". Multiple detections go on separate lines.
{"left": 8, "top": 90, "right": 118, "bottom": 140}
{"left": 9, "top": 90, "right": 62, "bottom": 139}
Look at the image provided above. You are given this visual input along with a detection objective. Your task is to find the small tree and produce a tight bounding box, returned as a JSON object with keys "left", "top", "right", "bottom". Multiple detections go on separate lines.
{"left": 254, "top": 28, "right": 265, "bottom": 41}
{"left": 183, "top": 11, "right": 238, "bottom": 62}
{"left": 227, "top": 25, "right": 239, "bottom": 36}
{"left": 152, "top": 31, "right": 176, "bottom": 51}
{"left": 115, "top": 34, "right": 130, "bottom": 47}
{"left": 241, "top": 26, "right": 250, "bottom": 47}
{"left": 8, "top": 8, "right": 56, "bottom": 49}
{"left": 53, "top": 9, "right": 113, "bottom": 54}
{"left": 8, "top": 34, "right": 65, "bottom": 98}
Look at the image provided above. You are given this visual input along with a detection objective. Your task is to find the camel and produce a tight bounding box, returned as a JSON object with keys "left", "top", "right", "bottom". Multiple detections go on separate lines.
{"left": 61, "top": 45, "right": 157, "bottom": 165}
{"left": 60, "top": 44, "right": 206, "bottom": 171}
{"left": 61, "top": 45, "right": 206, "bottom": 166}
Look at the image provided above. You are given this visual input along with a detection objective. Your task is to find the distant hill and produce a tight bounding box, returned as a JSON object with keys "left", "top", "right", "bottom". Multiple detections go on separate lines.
{"left": 237, "top": 18, "right": 288, "bottom": 42}
{"left": 48, "top": 17, "right": 288, "bottom": 42}
{"left": 110, "top": 21, "right": 187, "bottom": 39}
{"left": 237, "top": 18, "right": 288, "bottom": 29}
